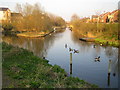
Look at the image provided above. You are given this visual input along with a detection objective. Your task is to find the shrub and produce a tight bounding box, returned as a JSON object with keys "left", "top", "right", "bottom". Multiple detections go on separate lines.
{"left": 2, "top": 23, "right": 13, "bottom": 31}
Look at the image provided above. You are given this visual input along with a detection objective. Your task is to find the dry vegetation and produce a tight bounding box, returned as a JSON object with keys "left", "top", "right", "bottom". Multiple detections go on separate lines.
{"left": 3, "top": 3, "right": 66, "bottom": 33}
{"left": 70, "top": 17, "right": 119, "bottom": 47}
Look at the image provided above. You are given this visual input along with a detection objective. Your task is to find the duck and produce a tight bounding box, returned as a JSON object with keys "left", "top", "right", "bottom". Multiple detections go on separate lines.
{"left": 69, "top": 47, "right": 73, "bottom": 52}
{"left": 113, "top": 73, "right": 116, "bottom": 77}
{"left": 95, "top": 56, "right": 100, "bottom": 62}
{"left": 43, "top": 57, "right": 46, "bottom": 59}
{"left": 74, "top": 49, "right": 79, "bottom": 53}
{"left": 93, "top": 45, "right": 96, "bottom": 48}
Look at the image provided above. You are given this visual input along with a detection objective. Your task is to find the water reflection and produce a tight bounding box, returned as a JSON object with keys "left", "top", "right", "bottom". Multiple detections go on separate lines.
{"left": 107, "top": 72, "right": 111, "bottom": 86}
{"left": 108, "top": 60, "right": 112, "bottom": 86}
{"left": 3, "top": 32, "right": 63, "bottom": 58}
{"left": 70, "top": 53, "right": 72, "bottom": 75}
{"left": 2, "top": 28, "right": 118, "bottom": 88}
{"left": 70, "top": 29, "right": 118, "bottom": 88}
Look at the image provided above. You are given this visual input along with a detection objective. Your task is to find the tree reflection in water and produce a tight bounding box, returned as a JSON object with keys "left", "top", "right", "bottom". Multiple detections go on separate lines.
{"left": 2, "top": 33, "right": 62, "bottom": 58}
{"left": 2, "top": 29, "right": 119, "bottom": 88}
{"left": 71, "top": 30, "right": 119, "bottom": 87}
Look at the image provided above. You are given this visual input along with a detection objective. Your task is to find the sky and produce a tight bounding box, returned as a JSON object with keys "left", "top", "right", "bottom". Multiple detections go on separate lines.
{"left": 0, "top": 0, "right": 119, "bottom": 21}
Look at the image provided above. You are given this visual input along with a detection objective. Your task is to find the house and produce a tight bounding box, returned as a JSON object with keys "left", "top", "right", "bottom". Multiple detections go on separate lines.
{"left": 86, "top": 18, "right": 91, "bottom": 23}
{"left": 0, "top": 7, "right": 11, "bottom": 23}
{"left": 11, "top": 13, "right": 23, "bottom": 23}
{"left": 99, "top": 10, "right": 119, "bottom": 23}
{"left": 110, "top": 10, "right": 119, "bottom": 22}
{"left": 80, "top": 17, "right": 90, "bottom": 23}
{"left": 99, "top": 12, "right": 110, "bottom": 23}
{"left": 91, "top": 15, "right": 99, "bottom": 23}
{"left": 11, "top": 13, "right": 23, "bottom": 31}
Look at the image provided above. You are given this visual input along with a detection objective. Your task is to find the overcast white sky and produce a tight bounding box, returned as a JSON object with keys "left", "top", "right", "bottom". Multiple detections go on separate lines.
{"left": 0, "top": 0, "right": 119, "bottom": 21}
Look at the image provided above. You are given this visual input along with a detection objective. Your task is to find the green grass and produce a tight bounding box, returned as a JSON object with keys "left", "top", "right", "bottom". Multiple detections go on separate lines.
{"left": 71, "top": 22, "right": 119, "bottom": 47}
{"left": 2, "top": 42, "right": 98, "bottom": 88}
{"left": 95, "top": 38, "right": 119, "bottom": 47}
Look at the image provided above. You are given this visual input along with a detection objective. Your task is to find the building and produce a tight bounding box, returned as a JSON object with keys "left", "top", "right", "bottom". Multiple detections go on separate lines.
{"left": 99, "top": 12, "right": 110, "bottom": 23}
{"left": 0, "top": 7, "right": 11, "bottom": 23}
{"left": 11, "top": 13, "right": 23, "bottom": 23}
{"left": 91, "top": 15, "right": 99, "bottom": 23}
{"left": 110, "top": 10, "right": 119, "bottom": 22}
{"left": 99, "top": 10, "right": 119, "bottom": 23}
{"left": 11, "top": 13, "right": 23, "bottom": 31}
{"left": 86, "top": 18, "right": 91, "bottom": 23}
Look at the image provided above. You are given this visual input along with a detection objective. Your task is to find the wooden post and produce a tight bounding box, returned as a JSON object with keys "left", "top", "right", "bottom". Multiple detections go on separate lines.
{"left": 70, "top": 53, "right": 72, "bottom": 64}
{"left": 108, "top": 60, "right": 112, "bottom": 86}
{"left": 70, "top": 53, "right": 72, "bottom": 75}
{"left": 70, "top": 63, "right": 72, "bottom": 75}
{"left": 107, "top": 72, "right": 110, "bottom": 86}
{"left": 108, "top": 60, "right": 112, "bottom": 74}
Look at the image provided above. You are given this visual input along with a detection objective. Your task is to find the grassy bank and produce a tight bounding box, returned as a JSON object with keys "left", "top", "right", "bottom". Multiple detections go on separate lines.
{"left": 71, "top": 21, "right": 119, "bottom": 47}
{"left": 2, "top": 42, "right": 97, "bottom": 88}
{"left": 95, "top": 37, "right": 119, "bottom": 47}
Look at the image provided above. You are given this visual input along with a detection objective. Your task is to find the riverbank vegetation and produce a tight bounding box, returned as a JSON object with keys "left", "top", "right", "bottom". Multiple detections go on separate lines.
{"left": 70, "top": 19, "right": 119, "bottom": 47}
{"left": 2, "top": 42, "right": 97, "bottom": 88}
{"left": 2, "top": 3, "right": 66, "bottom": 36}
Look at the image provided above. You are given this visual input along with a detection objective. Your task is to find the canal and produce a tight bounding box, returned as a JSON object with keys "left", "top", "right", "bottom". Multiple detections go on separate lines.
{"left": 3, "top": 28, "right": 118, "bottom": 88}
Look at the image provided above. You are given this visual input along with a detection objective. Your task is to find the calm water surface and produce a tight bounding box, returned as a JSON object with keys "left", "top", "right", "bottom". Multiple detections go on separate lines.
{"left": 3, "top": 28, "right": 118, "bottom": 88}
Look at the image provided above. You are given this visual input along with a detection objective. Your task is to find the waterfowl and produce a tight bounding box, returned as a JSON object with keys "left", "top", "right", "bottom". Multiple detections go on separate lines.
{"left": 74, "top": 49, "right": 79, "bottom": 53}
{"left": 43, "top": 57, "right": 45, "bottom": 59}
{"left": 69, "top": 47, "right": 73, "bottom": 52}
{"left": 113, "top": 73, "right": 116, "bottom": 77}
{"left": 93, "top": 45, "right": 96, "bottom": 48}
{"left": 95, "top": 56, "right": 100, "bottom": 62}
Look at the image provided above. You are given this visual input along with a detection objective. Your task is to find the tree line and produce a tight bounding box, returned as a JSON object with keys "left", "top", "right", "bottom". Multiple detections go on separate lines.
{"left": 70, "top": 14, "right": 119, "bottom": 41}
{"left": 3, "top": 3, "right": 66, "bottom": 33}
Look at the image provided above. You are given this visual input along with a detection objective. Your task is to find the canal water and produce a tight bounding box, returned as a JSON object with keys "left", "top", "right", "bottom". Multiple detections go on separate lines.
{"left": 3, "top": 28, "right": 118, "bottom": 88}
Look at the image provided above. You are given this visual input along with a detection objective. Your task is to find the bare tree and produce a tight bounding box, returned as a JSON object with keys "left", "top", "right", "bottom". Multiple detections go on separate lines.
{"left": 71, "top": 14, "right": 80, "bottom": 21}
{"left": 15, "top": 3, "right": 23, "bottom": 14}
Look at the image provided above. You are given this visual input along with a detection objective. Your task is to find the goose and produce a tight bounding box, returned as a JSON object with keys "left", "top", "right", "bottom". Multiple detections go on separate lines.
{"left": 74, "top": 49, "right": 79, "bottom": 53}
{"left": 69, "top": 47, "right": 73, "bottom": 52}
{"left": 95, "top": 56, "right": 100, "bottom": 62}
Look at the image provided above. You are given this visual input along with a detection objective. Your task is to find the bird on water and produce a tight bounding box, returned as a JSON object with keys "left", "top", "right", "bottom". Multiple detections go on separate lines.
{"left": 95, "top": 56, "right": 100, "bottom": 62}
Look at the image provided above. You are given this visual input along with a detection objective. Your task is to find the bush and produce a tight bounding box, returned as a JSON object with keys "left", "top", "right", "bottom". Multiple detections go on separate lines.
{"left": 2, "top": 23, "right": 14, "bottom": 35}
{"left": 2, "top": 23, "right": 13, "bottom": 31}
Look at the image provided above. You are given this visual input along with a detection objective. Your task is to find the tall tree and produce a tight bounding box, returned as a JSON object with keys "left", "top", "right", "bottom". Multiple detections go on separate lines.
{"left": 71, "top": 14, "right": 80, "bottom": 21}
{"left": 15, "top": 3, "right": 23, "bottom": 13}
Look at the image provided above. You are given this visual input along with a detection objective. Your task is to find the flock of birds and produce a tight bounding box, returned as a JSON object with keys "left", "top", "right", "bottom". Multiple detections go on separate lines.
{"left": 65, "top": 44, "right": 101, "bottom": 62}
{"left": 65, "top": 44, "right": 79, "bottom": 53}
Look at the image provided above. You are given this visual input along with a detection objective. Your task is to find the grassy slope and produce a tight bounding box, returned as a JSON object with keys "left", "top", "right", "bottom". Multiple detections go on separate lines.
{"left": 2, "top": 42, "right": 98, "bottom": 88}
{"left": 71, "top": 22, "right": 119, "bottom": 47}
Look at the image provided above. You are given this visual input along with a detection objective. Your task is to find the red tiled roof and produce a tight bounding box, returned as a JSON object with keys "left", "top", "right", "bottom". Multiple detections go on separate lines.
{"left": 111, "top": 10, "right": 118, "bottom": 14}
{"left": 100, "top": 12, "right": 110, "bottom": 17}
{"left": 92, "top": 15, "right": 98, "bottom": 18}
